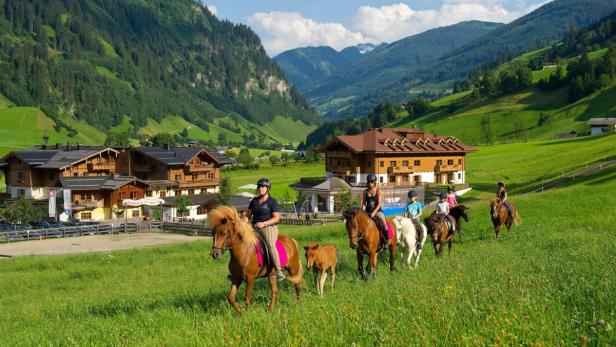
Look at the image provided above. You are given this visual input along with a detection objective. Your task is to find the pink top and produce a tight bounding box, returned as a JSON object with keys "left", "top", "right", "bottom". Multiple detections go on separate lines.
{"left": 447, "top": 193, "right": 457, "bottom": 207}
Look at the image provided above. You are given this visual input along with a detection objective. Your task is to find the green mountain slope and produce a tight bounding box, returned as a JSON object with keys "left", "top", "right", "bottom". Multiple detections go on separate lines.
{"left": 273, "top": 45, "right": 375, "bottom": 90}
{"left": 312, "top": 0, "right": 616, "bottom": 119}
{"left": 306, "top": 21, "right": 503, "bottom": 117}
{"left": 0, "top": 0, "right": 319, "bottom": 139}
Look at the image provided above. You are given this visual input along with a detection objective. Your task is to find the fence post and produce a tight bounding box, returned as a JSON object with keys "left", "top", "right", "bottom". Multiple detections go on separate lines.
{"left": 96, "top": 225, "right": 99, "bottom": 235}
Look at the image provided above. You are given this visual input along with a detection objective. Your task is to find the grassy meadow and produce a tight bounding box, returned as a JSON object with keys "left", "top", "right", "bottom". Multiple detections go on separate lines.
{"left": 1, "top": 134, "right": 615, "bottom": 345}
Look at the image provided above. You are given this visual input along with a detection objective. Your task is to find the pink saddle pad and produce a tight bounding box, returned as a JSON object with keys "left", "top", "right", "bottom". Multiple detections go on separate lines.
{"left": 386, "top": 221, "right": 394, "bottom": 239}
{"left": 256, "top": 240, "right": 288, "bottom": 268}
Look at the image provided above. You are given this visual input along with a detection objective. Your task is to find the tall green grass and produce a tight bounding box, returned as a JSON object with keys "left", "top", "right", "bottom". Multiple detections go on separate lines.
{"left": 0, "top": 172, "right": 614, "bottom": 345}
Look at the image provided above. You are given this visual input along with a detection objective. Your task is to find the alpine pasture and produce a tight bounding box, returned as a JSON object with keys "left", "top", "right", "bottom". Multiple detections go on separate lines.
{"left": 1, "top": 135, "right": 615, "bottom": 346}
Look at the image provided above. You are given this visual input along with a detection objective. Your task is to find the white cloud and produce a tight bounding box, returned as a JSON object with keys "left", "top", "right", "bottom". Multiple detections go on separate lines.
{"left": 207, "top": 5, "right": 217, "bottom": 16}
{"left": 249, "top": 12, "right": 375, "bottom": 56}
{"left": 249, "top": 1, "right": 551, "bottom": 56}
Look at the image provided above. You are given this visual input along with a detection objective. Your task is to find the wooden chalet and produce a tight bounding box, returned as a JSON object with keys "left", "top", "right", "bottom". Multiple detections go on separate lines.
{"left": 317, "top": 128, "right": 476, "bottom": 186}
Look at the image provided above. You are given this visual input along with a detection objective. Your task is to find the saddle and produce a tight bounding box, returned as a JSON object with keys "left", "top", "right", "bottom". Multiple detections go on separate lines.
{"left": 373, "top": 218, "right": 394, "bottom": 251}
{"left": 254, "top": 232, "right": 288, "bottom": 269}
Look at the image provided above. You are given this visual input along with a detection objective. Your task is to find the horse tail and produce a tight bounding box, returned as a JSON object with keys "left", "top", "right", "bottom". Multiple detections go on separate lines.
{"left": 286, "top": 238, "right": 304, "bottom": 286}
{"left": 513, "top": 209, "right": 521, "bottom": 226}
{"left": 335, "top": 248, "right": 340, "bottom": 272}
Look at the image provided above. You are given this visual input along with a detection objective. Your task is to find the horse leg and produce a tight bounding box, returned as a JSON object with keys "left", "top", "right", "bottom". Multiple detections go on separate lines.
{"left": 414, "top": 243, "right": 424, "bottom": 267}
{"left": 244, "top": 276, "right": 255, "bottom": 307}
{"left": 448, "top": 238, "right": 452, "bottom": 256}
{"left": 267, "top": 273, "right": 279, "bottom": 312}
{"left": 312, "top": 268, "right": 318, "bottom": 292}
{"left": 388, "top": 242, "right": 396, "bottom": 272}
{"left": 356, "top": 251, "right": 367, "bottom": 280}
{"left": 228, "top": 279, "right": 242, "bottom": 313}
{"left": 458, "top": 226, "right": 462, "bottom": 243}
{"left": 495, "top": 224, "right": 502, "bottom": 239}
{"left": 406, "top": 242, "right": 413, "bottom": 267}
{"left": 366, "top": 251, "right": 377, "bottom": 276}
{"left": 319, "top": 270, "right": 327, "bottom": 297}
{"left": 330, "top": 266, "right": 336, "bottom": 291}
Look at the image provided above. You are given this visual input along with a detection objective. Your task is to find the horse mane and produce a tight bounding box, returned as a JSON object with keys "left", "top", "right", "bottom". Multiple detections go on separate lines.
{"left": 343, "top": 207, "right": 366, "bottom": 220}
{"left": 208, "top": 205, "right": 257, "bottom": 246}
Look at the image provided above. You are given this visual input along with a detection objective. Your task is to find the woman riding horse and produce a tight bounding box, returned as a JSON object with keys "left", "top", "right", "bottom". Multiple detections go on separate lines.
{"left": 243, "top": 178, "right": 286, "bottom": 281}
{"left": 361, "top": 174, "right": 389, "bottom": 247}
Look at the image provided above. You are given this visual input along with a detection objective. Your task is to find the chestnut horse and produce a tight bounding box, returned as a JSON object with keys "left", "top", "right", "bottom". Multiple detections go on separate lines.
{"left": 424, "top": 211, "right": 454, "bottom": 257}
{"left": 343, "top": 208, "right": 397, "bottom": 280}
{"left": 490, "top": 198, "right": 520, "bottom": 239}
{"left": 209, "top": 206, "right": 304, "bottom": 312}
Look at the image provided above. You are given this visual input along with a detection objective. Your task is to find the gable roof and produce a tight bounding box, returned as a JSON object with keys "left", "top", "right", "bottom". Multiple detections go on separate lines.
{"left": 2, "top": 146, "right": 118, "bottom": 170}
{"left": 60, "top": 176, "right": 148, "bottom": 191}
{"left": 587, "top": 118, "right": 616, "bottom": 126}
{"left": 135, "top": 146, "right": 220, "bottom": 166}
{"left": 320, "top": 128, "right": 475, "bottom": 154}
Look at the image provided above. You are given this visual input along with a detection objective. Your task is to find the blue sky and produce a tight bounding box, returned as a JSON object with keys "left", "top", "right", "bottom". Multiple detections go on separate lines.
{"left": 204, "top": 0, "right": 551, "bottom": 56}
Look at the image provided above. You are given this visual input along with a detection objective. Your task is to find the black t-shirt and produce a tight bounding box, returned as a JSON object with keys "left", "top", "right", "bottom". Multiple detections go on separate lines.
{"left": 248, "top": 196, "right": 282, "bottom": 223}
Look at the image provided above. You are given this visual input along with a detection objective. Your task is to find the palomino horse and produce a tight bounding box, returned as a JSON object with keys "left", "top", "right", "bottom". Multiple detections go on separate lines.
{"left": 424, "top": 211, "right": 454, "bottom": 257}
{"left": 490, "top": 198, "right": 520, "bottom": 239}
{"left": 343, "top": 208, "right": 397, "bottom": 280}
{"left": 449, "top": 205, "right": 470, "bottom": 242}
{"left": 392, "top": 216, "right": 427, "bottom": 268}
{"left": 209, "top": 206, "right": 304, "bottom": 312}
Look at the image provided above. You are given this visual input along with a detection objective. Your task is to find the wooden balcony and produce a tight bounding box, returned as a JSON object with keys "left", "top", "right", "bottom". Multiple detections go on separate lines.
{"left": 387, "top": 166, "right": 414, "bottom": 174}
{"left": 329, "top": 166, "right": 359, "bottom": 175}
{"left": 434, "top": 164, "right": 462, "bottom": 172}
{"left": 178, "top": 179, "right": 220, "bottom": 188}
{"left": 72, "top": 200, "right": 100, "bottom": 210}
{"left": 87, "top": 163, "right": 115, "bottom": 171}
{"left": 187, "top": 165, "right": 215, "bottom": 173}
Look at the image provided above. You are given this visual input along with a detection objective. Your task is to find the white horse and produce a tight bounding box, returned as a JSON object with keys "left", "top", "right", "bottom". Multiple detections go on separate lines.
{"left": 392, "top": 216, "right": 427, "bottom": 268}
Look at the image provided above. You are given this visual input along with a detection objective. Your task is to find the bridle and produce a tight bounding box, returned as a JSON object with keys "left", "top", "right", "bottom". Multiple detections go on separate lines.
{"left": 211, "top": 223, "right": 232, "bottom": 252}
{"left": 348, "top": 213, "right": 373, "bottom": 244}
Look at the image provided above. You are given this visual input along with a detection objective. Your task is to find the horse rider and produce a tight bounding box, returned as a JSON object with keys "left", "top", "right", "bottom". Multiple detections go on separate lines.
{"left": 496, "top": 181, "right": 513, "bottom": 220}
{"left": 362, "top": 174, "right": 389, "bottom": 247}
{"left": 436, "top": 192, "right": 456, "bottom": 232}
{"left": 446, "top": 186, "right": 458, "bottom": 207}
{"left": 404, "top": 190, "right": 424, "bottom": 243}
{"left": 243, "top": 178, "right": 285, "bottom": 281}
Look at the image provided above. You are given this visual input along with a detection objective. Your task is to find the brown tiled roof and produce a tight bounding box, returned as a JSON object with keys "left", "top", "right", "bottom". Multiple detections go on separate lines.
{"left": 322, "top": 128, "right": 475, "bottom": 154}
{"left": 587, "top": 118, "right": 616, "bottom": 126}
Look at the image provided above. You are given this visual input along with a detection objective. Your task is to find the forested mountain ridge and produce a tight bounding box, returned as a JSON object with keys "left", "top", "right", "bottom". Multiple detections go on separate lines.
{"left": 273, "top": 44, "right": 385, "bottom": 91}
{"left": 309, "top": 0, "right": 616, "bottom": 120}
{"left": 0, "top": 0, "right": 319, "bottom": 136}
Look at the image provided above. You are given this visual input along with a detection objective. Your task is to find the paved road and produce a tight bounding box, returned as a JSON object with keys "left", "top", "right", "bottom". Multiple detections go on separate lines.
{"left": 0, "top": 233, "right": 207, "bottom": 258}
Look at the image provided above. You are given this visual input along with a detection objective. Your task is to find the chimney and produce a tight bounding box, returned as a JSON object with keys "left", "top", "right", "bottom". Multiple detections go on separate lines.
{"left": 42, "top": 130, "right": 49, "bottom": 150}
{"left": 66, "top": 141, "right": 71, "bottom": 151}
{"left": 55, "top": 143, "right": 60, "bottom": 150}
{"left": 76, "top": 143, "right": 81, "bottom": 150}
{"left": 165, "top": 144, "right": 170, "bottom": 151}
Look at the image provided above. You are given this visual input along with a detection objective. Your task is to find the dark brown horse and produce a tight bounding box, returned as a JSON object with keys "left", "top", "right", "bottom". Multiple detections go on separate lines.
{"left": 343, "top": 208, "right": 397, "bottom": 280}
{"left": 490, "top": 198, "right": 520, "bottom": 239}
{"left": 209, "top": 206, "right": 304, "bottom": 312}
{"left": 449, "top": 205, "right": 470, "bottom": 242}
{"left": 424, "top": 211, "right": 454, "bottom": 257}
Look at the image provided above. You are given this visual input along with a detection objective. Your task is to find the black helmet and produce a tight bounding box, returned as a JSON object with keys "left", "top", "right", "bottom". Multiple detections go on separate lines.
{"left": 256, "top": 178, "right": 271, "bottom": 188}
{"left": 367, "top": 174, "right": 377, "bottom": 183}
{"left": 439, "top": 192, "right": 447, "bottom": 199}
{"left": 408, "top": 190, "right": 418, "bottom": 198}
{"left": 447, "top": 186, "right": 454, "bottom": 193}
{"left": 497, "top": 181, "right": 505, "bottom": 187}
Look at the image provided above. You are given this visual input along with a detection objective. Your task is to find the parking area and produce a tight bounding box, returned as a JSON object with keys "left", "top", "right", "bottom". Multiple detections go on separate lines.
{"left": 0, "top": 232, "right": 208, "bottom": 257}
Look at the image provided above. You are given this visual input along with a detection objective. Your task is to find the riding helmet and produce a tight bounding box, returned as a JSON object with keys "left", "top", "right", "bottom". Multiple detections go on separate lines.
{"left": 497, "top": 181, "right": 506, "bottom": 187}
{"left": 256, "top": 178, "right": 271, "bottom": 188}
{"left": 408, "top": 190, "right": 418, "bottom": 198}
{"left": 367, "top": 174, "right": 377, "bottom": 183}
{"left": 440, "top": 192, "right": 447, "bottom": 199}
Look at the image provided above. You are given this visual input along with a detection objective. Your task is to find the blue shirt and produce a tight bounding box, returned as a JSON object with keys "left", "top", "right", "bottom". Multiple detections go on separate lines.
{"left": 405, "top": 201, "right": 423, "bottom": 218}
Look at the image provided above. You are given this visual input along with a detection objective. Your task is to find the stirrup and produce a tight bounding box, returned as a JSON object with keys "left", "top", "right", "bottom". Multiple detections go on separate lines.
{"left": 276, "top": 270, "right": 286, "bottom": 281}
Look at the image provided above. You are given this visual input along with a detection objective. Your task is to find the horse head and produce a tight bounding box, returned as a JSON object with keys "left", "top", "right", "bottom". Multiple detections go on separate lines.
{"left": 208, "top": 205, "right": 252, "bottom": 259}
{"left": 490, "top": 199, "right": 501, "bottom": 220}
{"left": 457, "top": 205, "right": 470, "bottom": 222}
{"left": 303, "top": 242, "right": 320, "bottom": 270}
{"left": 343, "top": 207, "right": 361, "bottom": 249}
{"left": 424, "top": 212, "right": 442, "bottom": 243}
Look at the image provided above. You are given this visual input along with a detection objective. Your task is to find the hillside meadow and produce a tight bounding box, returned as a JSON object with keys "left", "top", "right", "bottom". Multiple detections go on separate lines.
{"left": 1, "top": 133, "right": 615, "bottom": 345}
{"left": 0, "top": 162, "right": 614, "bottom": 345}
